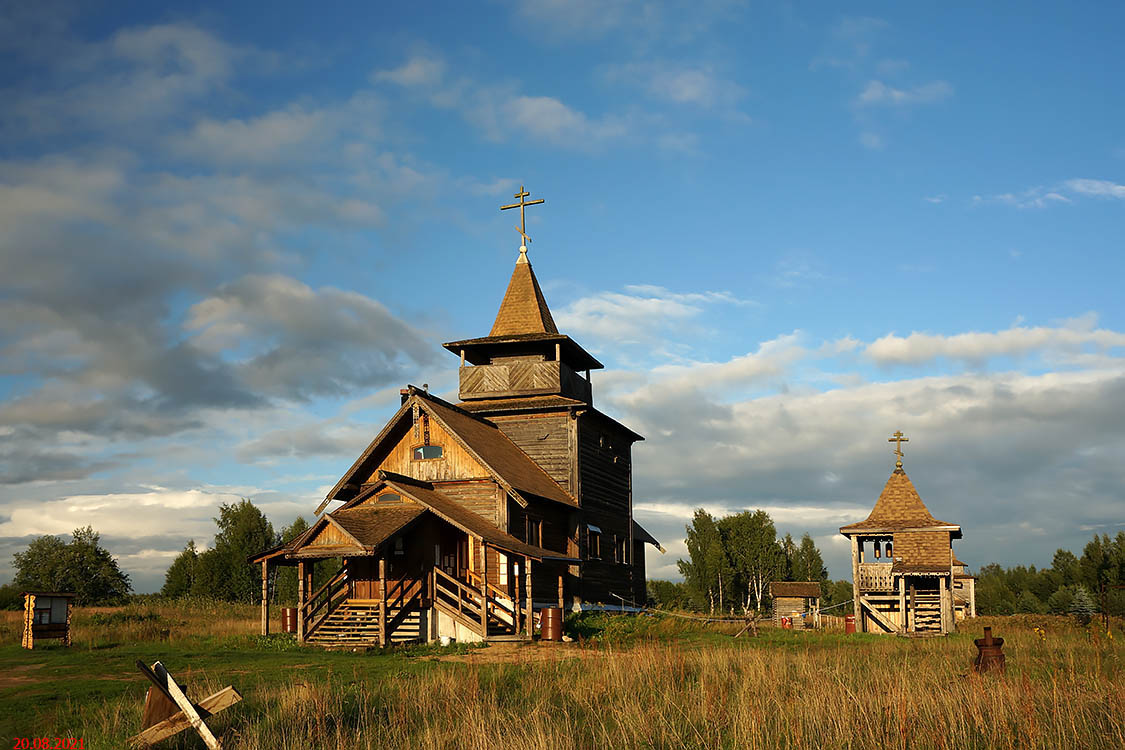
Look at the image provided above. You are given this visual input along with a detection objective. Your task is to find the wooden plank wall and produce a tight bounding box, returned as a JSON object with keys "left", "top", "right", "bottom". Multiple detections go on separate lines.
{"left": 432, "top": 480, "right": 501, "bottom": 525}
{"left": 577, "top": 413, "right": 636, "bottom": 605}
{"left": 369, "top": 418, "right": 490, "bottom": 484}
{"left": 489, "top": 411, "right": 571, "bottom": 491}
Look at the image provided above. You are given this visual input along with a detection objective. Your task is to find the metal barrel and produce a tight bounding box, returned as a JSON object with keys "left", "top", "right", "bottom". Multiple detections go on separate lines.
{"left": 845, "top": 614, "right": 856, "bottom": 634}
{"left": 541, "top": 606, "right": 563, "bottom": 641}
{"left": 281, "top": 607, "right": 298, "bottom": 634}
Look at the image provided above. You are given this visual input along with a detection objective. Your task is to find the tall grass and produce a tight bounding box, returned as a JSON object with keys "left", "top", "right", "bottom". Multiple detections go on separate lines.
{"left": 16, "top": 610, "right": 1122, "bottom": 750}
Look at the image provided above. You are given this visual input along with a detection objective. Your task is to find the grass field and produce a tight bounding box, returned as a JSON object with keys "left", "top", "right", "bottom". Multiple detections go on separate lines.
{"left": 2, "top": 603, "right": 1123, "bottom": 749}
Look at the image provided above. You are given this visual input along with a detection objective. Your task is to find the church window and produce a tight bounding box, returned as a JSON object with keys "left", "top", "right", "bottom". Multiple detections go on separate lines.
{"left": 377, "top": 493, "right": 402, "bottom": 504}
{"left": 413, "top": 445, "right": 443, "bottom": 460}
{"left": 498, "top": 552, "right": 508, "bottom": 585}
{"left": 526, "top": 517, "right": 542, "bottom": 547}
{"left": 614, "top": 535, "right": 628, "bottom": 564}
{"left": 587, "top": 524, "right": 602, "bottom": 560}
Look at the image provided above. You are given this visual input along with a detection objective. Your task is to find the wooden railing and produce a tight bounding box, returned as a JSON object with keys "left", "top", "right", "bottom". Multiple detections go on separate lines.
{"left": 302, "top": 566, "right": 349, "bottom": 637}
{"left": 857, "top": 562, "right": 895, "bottom": 592}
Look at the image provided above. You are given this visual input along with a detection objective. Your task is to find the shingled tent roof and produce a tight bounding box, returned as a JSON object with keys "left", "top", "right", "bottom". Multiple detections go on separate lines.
{"left": 490, "top": 250, "right": 557, "bottom": 336}
{"left": 839, "top": 467, "right": 960, "bottom": 534}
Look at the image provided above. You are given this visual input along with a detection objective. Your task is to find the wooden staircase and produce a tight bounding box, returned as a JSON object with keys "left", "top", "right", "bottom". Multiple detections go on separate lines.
{"left": 433, "top": 568, "right": 525, "bottom": 640}
{"left": 912, "top": 592, "right": 942, "bottom": 632}
{"left": 306, "top": 602, "right": 424, "bottom": 646}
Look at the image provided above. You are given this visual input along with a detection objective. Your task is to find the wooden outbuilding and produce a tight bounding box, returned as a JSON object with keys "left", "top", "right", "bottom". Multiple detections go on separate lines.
{"left": 839, "top": 432, "right": 976, "bottom": 636}
{"left": 22, "top": 591, "right": 74, "bottom": 648}
{"left": 251, "top": 190, "right": 661, "bottom": 646}
{"left": 769, "top": 581, "right": 821, "bottom": 628}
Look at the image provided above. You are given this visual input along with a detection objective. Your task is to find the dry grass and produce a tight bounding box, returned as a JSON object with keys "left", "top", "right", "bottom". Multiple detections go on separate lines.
{"left": 3, "top": 608, "right": 1123, "bottom": 749}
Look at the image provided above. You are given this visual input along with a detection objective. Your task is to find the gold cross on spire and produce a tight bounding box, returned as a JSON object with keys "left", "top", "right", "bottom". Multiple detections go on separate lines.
{"left": 888, "top": 430, "right": 909, "bottom": 468}
{"left": 500, "top": 185, "right": 545, "bottom": 249}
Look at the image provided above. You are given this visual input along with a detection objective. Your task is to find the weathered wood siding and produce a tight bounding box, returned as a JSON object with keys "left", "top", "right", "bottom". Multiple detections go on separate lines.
{"left": 489, "top": 411, "right": 572, "bottom": 491}
{"left": 368, "top": 418, "right": 490, "bottom": 484}
{"left": 432, "top": 480, "right": 501, "bottom": 525}
{"left": 577, "top": 412, "right": 636, "bottom": 604}
{"left": 632, "top": 540, "right": 647, "bottom": 605}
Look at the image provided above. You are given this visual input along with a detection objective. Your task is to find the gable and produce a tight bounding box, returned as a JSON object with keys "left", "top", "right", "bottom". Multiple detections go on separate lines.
{"left": 368, "top": 414, "right": 489, "bottom": 484}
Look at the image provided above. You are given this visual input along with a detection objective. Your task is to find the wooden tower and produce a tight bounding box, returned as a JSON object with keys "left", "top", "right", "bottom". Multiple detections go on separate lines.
{"left": 839, "top": 432, "right": 973, "bottom": 636}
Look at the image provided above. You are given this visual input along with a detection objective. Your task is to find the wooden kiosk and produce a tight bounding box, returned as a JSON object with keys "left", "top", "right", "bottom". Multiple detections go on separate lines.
{"left": 22, "top": 591, "right": 75, "bottom": 649}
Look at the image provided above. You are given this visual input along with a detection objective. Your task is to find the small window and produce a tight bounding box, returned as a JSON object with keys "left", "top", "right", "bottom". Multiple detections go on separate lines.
{"left": 377, "top": 493, "right": 402, "bottom": 504}
{"left": 394, "top": 536, "right": 404, "bottom": 555}
{"left": 526, "top": 517, "right": 542, "bottom": 547}
{"left": 588, "top": 529, "right": 602, "bottom": 560}
{"left": 413, "top": 445, "right": 443, "bottom": 460}
{"left": 615, "top": 536, "right": 628, "bottom": 564}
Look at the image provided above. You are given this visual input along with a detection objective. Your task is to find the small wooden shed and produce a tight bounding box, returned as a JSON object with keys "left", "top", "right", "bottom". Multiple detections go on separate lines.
{"left": 770, "top": 582, "right": 821, "bottom": 628}
{"left": 22, "top": 591, "right": 75, "bottom": 648}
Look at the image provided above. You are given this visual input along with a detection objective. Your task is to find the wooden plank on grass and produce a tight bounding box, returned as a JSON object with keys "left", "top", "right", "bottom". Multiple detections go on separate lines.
{"left": 131, "top": 686, "right": 242, "bottom": 747}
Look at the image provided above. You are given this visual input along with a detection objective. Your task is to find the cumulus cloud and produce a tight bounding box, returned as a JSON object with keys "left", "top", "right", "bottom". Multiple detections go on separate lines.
{"left": 371, "top": 55, "right": 446, "bottom": 87}
{"left": 603, "top": 61, "right": 746, "bottom": 111}
{"left": 1063, "top": 178, "right": 1125, "bottom": 199}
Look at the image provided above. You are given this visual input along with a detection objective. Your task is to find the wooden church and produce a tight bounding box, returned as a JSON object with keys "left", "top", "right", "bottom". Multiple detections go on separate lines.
{"left": 252, "top": 188, "right": 660, "bottom": 646}
{"left": 839, "top": 432, "right": 975, "bottom": 635}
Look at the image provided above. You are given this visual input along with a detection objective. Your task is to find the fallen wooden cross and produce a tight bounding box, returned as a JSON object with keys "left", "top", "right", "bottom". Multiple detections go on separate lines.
{"left": 128, "top": 660, "right": 242, "bottom": 749}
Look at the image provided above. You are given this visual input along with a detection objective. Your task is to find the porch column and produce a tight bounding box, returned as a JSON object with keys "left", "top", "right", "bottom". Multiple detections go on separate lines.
{"left": 969, "top": 578, "right": 977, "bottom": 618}
{"left": 558, "top": 572, "right": 565, "bottom": 609}
{"left": 525, "top": 557, "right": 533, "bottom": 638}
{"left": 513, "top": 559, "right": 521, "bottom": 633}
{"left": 850, "top": 537, "right": 861, "bottom": 632}
{"left": 297, "top": 560, "right": 306, "bottom": 642}
{"left": 379, "top": 555, "right": 387, "bottom": 647}
{"left": 898, "top": 576, "right": 907, "bottom": 633}
{"left": 480, "top": 544, "right": 488, "bottom": 639}
{"left": 260, "top": 560, "right": 269, "bottom": 636}
{"left": 939, "top": 576, "right": 950, "bottom": 634}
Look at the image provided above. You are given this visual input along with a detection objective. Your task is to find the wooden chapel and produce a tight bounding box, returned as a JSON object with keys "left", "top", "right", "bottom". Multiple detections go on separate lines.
{"left": 251, "top": 187, "right": 661, "bottom": 646}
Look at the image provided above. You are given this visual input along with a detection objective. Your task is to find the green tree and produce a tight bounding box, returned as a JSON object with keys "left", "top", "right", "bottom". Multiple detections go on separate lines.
{"left": 1015, "top": 588, "right": 1046, "bottom": 614}
{"left": 160, "top": 540, "right": 199, "bottom": 598}
{"left": 824, "top": 579, "right": 854, "bottom": 608}
{"left": 720, "top": 510, "right": 782, "bottom": 612}
{"left": 678, "top": 510, "right": 726, "bottom": 613}
{"left": 1070, "top": 585, "right": 1098, "bottom": 625}
{"left": 13, "top": 526, "right": 132, "bottom": 605}
{"left": 647, "top": 579, "right": 692, "bottom": 610}
{"left": 1046, "top": 586, "right": 1075, "bottom": 614}
{"left": 791, "top": 533, "right": 828, "bottom": 593}
{"left": 190, "top": 499, "right": 276, "bottom": 603}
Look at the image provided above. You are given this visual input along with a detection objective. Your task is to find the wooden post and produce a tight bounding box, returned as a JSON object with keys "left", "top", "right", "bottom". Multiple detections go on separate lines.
{"left": 525, "top": 557, "right": 533, "bottom": 638}
{"left": 908, "top": 583, "right": 916, "bottom": 632}
{"left": 296, "top": 561, "right": 306, "bottom": 642}
{"left": 969, "top": 578, "right": 977, "bottom": 618}
{"left": 261, "top": 561, "right": 269, "bottom": 636}
{"left": 513, "top": 558, "right": 521, "bottom": 633}
{"left": 850, "top": 536, "right": 861, "bottom": 633}
{"left": 379, "top": 555, "right": 387, "bottom": 646}
{"left": 898, "top": 576, "right": 907, "bottom": 633}
{"left": 480, "top": 543, "right": 488, "bottom": 639}
{"left": 939, "top": 576, "right": 949, "bottom": 634}
{"left": 558, "top": 572, "right": 565, "bottom": 609}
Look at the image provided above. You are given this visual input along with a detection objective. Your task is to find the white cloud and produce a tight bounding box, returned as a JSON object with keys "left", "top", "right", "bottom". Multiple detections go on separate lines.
{"left": 866, "top": 315, "right": 1125, "bottom": 366}
{"left": 603, "top": 61, "right": 746, "bottom": 110}
{"left": 1063, "top": 178, "right": 1125, "bottom": 199}
{"left": 855, "top": 79, "right": 953, "bottom": 106}
{"left": 371, "top": 55, "right": 446, "bottom": 87}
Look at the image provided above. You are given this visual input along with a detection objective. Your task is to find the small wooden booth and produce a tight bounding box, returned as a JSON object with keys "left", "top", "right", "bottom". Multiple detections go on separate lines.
{"left": 22, "top": 591, "right": 75, "bottom": 649}
{"left": 770, "top": 582, "right": 821, "bottom": 628}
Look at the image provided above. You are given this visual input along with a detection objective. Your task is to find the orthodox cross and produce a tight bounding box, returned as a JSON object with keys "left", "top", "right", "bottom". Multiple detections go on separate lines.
{"left": 888, "top": 430, "right": 909, "bottom": 466}
{"left": 501, "top": 185, "right": 544, "bottom": 246}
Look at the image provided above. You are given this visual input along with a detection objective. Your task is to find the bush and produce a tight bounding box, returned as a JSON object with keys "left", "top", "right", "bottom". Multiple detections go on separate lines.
{"left": 1070, "top": 586, "right": 1098, "bottom": 625}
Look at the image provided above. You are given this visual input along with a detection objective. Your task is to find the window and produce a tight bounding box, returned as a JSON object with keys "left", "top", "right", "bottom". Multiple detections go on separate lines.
{"left": 526, "top": 517, "right": 542, "bottom": 547}
{"left": 614, "top": 535, "right": 628, "bottom": 564}
{"left": 393, "top": 536, "right": 404, "bottom": 555}
{"left": 413, "top": 445, "right": 443, "bottom": 460}
{"left": 498, "top": 552, "right": 508, "bottom": 585}
{"left": 587, "top": 524, "right": 602, "bottom": 560}
{"left": 377, "top": 493, "right": 402, "bottom": 504}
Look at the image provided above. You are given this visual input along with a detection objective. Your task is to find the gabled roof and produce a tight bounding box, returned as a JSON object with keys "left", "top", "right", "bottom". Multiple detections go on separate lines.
{"left": 769, "top": 581, "right": 822, "bottom": 599}
{"left": 839, "top": 467, "right": 959, "bottom": 534}
{"left": 329, "top": 506, "right": 426, "bottom": 547}
{"left": 320, "top": 390, "right": 578, "bottom": 513}
{"left": 490, "top": 251, "right": 558, "bottom": 336}
{"left": 344, "top": 476, "right": 579, "bottom": 562}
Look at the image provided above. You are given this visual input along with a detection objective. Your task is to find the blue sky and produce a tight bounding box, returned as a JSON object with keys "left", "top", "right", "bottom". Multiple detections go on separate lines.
{"left": 1, "top": 1, "right": 1123, "bottom": 592}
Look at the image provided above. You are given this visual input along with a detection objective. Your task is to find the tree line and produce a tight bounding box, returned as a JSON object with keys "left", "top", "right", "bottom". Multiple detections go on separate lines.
{"left": 976, "top": 532, "right": 1125, "bottom": 616}
{"left": 648, "top": 508, "right": 851, "bottom": 614}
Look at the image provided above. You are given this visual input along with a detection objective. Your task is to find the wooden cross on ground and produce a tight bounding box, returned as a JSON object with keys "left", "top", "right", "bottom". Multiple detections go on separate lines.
{"left": 501, "top": 185, "right": 544, "bottom": 247}
{"left": 888, "top": 430, "right": 909, "bottom": 467}
{"left": 129, "top": 660, "right": 242, "bottom": 749}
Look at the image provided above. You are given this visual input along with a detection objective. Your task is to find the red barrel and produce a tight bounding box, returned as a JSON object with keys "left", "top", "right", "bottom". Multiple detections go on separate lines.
{"left": 845, "top": 614, "right": 856, "bottom": 634}
{"left": 281, "top": 607, "right": 298, "bottom": 634}
{"left": 780, "top": 616, "right": 792, "bottom": 630}
{"left": 540, "top": 607, "right": 563, "bottom": 641}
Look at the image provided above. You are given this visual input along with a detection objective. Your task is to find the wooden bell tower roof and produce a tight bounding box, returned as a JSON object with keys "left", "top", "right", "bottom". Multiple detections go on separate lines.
{"left": 490, "top": 249, "right": 558, "bottom": 336}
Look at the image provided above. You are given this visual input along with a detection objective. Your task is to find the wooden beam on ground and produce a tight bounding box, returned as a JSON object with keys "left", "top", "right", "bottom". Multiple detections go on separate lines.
{"left": 131, "top": 686, "right": 242, "bottom": 748}
{"left": 129, "top": 661, "right": 231, "bottom": 750}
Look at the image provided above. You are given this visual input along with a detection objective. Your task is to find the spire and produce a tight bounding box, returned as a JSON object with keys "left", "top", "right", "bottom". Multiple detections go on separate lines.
{"left": 489, "top": 246, "right": 558, "bottom": 336}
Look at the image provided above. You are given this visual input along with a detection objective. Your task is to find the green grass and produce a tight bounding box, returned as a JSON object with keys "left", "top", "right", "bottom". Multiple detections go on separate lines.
{"left": 2, "top": 607, "right": 1123, "bottom": 749}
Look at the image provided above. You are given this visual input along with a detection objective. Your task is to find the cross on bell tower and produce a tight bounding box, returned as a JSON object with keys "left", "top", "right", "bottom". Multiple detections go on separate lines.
{"left": 500, "top": 185, "right": 545, "bottom": 255}
{"left": 888, "top": 430, "right": 909, "bottom": 469}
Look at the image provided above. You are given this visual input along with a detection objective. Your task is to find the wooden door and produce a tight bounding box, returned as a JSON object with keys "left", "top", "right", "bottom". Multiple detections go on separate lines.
{"left": 349, "top": 557, "right": 377, "bottom": 600}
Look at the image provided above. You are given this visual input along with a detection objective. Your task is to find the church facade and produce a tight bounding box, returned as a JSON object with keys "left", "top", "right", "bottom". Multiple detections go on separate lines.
{"left": 839, "top": 433, "right": 976, "bottom": 636}
{"left": 252, "top": 203, "right": 659, "bottom": 646}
